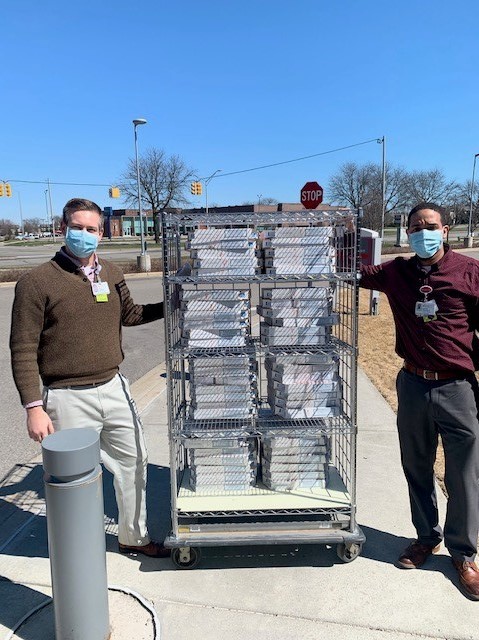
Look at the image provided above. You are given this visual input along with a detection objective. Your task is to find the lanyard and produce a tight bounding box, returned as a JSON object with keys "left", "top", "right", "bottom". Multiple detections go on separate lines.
{"left": 416, "top": 284, "right": 437, "bottom": 321}
{"left": 419, "top": 284, "right": 433, "bottom": 301}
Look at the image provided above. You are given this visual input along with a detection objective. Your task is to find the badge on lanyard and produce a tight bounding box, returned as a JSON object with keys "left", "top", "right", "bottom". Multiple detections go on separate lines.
{"left": 91, "top": 281, "right": 110, "bottom": 302}
{"left": 415, "top": 285, "right": 438, "bottom": 322}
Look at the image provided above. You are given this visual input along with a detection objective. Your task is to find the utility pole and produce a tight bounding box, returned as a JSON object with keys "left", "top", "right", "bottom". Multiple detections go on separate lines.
{"left": 205, "top": 169, "right": 222, "bottom": 215}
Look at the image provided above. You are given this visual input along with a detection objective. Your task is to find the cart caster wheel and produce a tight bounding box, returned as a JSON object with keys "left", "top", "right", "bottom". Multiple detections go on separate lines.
{"left": 171, "top": 546, "right": 201, "bottom": 569}
{"left": 336, "top": 542, "right": 362, "bottom": 563}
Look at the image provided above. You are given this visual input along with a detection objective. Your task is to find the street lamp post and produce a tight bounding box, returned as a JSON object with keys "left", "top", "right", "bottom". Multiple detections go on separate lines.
{"left": 467, "top": 153, "right": 479, "bottom": 241}
{"left": 44, "top": 189, "right": 49, "bottom": 238}
{"left": 46, "top": 179, "right": 56, "bottom": 242}
{"left": 47, "top": 179, "right": 55, "bottom": 242}
{"left": 257, "top": 194, "right": 262, "bottom": 210}
{"left": 378, "top": 136, "right": 386, "bottom": 240}
{"left": 18, "top": 192, "right": 23, "bottom": 236}
{"left": 133, "top": 118, "right": 150, "bottom": 272}
{"left": 204, "top": 169, "right": 222, "bottom": 215}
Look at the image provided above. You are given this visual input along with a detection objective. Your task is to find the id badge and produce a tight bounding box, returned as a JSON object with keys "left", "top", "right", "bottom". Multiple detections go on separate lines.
{"left": 415, "top": 300, "right": 438, "bottom": 317}
{"left": 91, "top": 282, "right": 110, "bottom": 296}
{"left": 91, "top": 281, "right": 110, "bottom": 302}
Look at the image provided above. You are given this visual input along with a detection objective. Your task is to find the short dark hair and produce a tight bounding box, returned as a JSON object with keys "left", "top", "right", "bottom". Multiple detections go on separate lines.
{"left": 407, "top": 202, "right": 446, "bottom": 228}
{"left": 63, "top": 198, "right": 104, "bottom": 229}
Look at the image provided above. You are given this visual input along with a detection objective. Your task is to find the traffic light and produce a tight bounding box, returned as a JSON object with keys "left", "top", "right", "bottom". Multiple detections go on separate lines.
{"left": 0, "top": 184, "right": 3, "bottom": 197}
{"left": 190, "top": 181, "right": 203, "bottom": 195}
{"left": 5, "top": 183, "right": 12, "bottom": 197}
{"left": 109, "top": 186, "right": 120, "bottom": 198}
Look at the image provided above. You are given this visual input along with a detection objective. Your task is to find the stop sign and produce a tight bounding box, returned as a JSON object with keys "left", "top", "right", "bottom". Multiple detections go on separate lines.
{"left": 301, "top": 182, "right": 323, "bottom": 209}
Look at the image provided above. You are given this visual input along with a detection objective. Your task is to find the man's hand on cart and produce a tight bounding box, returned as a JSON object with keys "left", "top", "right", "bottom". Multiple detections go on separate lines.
{"left": 171, "top": 262, "right": 191, "bottom": 310}
{"left": 177, "top": 262, "right": 192, "bottom": 277}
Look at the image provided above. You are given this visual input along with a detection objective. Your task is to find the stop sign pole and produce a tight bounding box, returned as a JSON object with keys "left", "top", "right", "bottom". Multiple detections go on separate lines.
{"left": 301, "top": 182, "right": 323, "bottom": 209}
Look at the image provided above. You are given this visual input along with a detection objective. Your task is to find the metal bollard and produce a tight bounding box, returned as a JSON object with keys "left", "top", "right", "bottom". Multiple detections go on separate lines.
{"left": 42, "top": 428, "right": 110, "bottom": 640}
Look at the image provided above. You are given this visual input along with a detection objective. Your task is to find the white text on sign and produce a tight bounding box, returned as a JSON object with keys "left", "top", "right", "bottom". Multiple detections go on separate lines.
{"left": 301, "top": 190, "right": 323, "bottom": 202}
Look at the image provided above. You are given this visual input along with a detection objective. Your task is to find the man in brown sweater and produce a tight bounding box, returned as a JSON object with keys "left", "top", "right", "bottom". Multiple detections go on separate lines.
{"left": 10, "top": 197, "right": 170, "bottom": 558}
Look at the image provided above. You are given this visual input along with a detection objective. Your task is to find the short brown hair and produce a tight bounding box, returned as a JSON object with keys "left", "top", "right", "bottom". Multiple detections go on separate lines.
{"left": 63, "top": 198, "right": 104, "bottom": 229}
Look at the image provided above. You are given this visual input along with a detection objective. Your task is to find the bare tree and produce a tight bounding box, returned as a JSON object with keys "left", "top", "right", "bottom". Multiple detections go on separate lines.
{"left": 451, "top": 179, "right": 479, "bottom": 231}
{"left": 242, "top": 197, "right": 278, "bottom": 206}
{"left": 328, "top": 162, "right": 376, "bottom": 210}
{"left": 23, "top": 218, "right": 43, "bottom": 234}
{"left": 0, "top": 218, "right": 17, "bottom": 238}
{"left": 404, "top": 169, "right": 459, "bottom": 207}
{"left": 119, "top": 148, "right": 196, "bottom": 242}
{"left": 261, "top": 197, "right": 279, "bottom": 205}
{"left": 328, "top": 162, "right": 409, "bottom": 231}
{"left": 365, "top": 164, "right": 410, "bottom": 229}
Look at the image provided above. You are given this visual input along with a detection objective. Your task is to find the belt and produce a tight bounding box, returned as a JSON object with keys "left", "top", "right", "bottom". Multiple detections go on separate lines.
{"left": 65, "top": 377, "right": 114, "bottom": 390}
{"left": 403, "top": 361, "right": 467, "bottom": 381}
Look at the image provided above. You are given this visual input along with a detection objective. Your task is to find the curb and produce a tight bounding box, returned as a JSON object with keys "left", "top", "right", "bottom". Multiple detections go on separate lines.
{"left": 130, "top": 363, "right": 167, "bottom": 414}
{"left": 0, "top": 271, "right": 164, "bottom": 288}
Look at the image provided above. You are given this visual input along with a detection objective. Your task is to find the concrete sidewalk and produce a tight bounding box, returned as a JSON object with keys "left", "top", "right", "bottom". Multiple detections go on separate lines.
{"left": 0, "top": 366, "right": 477, "bottom": 640}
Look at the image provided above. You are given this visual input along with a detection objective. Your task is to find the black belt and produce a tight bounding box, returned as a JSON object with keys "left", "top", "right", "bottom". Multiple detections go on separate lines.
{"left": 403, "top": 361, "right": 468, "bottom": 381}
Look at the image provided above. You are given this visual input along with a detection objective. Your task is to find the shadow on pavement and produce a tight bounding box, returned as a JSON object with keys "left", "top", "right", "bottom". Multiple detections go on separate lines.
{"left": 0, "top": 462, "right": 172, "bottom": 560}
{"left": 0, "top": 576, "right": 53, "bottom": 640}
{"left": 358, "top": 524, "right": 410, "bottom": 564}
{"left": 0, "top": 464, "right": 45, "bottom": 501}
{"left": 3, "top": 464, "right": 459, "bottom": 585}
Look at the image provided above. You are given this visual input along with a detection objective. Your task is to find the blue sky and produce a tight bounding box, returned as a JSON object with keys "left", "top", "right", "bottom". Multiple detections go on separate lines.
{"left": 1, "top": 0, "right": 478, "bottom": 225}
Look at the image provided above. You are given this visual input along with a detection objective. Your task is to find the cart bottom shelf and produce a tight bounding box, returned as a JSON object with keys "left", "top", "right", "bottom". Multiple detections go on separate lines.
{"left": 177, "top": 466, "right": 351, "bottom": 513}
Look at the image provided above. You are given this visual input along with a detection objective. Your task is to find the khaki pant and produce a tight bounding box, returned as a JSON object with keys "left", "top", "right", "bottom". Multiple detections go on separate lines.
{"left": 44, "top": 373, "right": 149, "bottom": 546}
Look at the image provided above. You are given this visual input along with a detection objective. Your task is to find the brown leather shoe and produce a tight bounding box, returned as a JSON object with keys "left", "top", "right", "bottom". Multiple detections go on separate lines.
{"left": 397, "top": 540, "right": 441, "bottom": 569}
{"left": 452, "top": 559, "right": 479, "bottom": 600}
{"left": 118, "top": 541, "right": 171, "bottom": 558}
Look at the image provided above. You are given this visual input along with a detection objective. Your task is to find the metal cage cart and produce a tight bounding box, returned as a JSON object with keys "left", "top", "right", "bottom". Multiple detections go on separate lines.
{"left": 161, "top": 208, "right": 365, "bottom": 569}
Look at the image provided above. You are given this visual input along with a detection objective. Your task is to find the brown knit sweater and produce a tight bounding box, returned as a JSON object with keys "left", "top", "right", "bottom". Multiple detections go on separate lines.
{"left": 10, "top": 251, "right": 164, "bottom": 406}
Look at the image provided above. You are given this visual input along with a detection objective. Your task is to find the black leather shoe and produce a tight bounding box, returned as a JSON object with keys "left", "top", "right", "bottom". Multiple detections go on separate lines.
{"left": 397, "top": 540, "right": 440, "bottom": 569}
{"left": 452, "top": 558, "right": 479, "bottom": 600}
{"left": 119, "top": 541, "right": 171, "bottom": 558}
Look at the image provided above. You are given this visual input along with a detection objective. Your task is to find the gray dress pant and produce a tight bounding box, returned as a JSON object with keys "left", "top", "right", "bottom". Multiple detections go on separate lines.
{"left": 396, "top": 368, "right": 479, "bottom": 562}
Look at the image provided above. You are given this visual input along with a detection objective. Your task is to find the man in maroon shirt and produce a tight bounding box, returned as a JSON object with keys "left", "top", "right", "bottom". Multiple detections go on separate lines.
{"left": 360, "top": 202, "right": 479, "bottom": 600}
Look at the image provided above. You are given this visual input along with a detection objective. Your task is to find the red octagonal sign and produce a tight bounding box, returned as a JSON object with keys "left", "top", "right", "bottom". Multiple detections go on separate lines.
{"left": 301, "top": 181, "right": 323, "bottom": 209}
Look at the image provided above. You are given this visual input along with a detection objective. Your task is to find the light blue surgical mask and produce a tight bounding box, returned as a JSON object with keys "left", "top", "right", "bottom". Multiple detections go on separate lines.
{"left": 408, "top": 229, "right": 444, "bottom": 259}
{"left": 65, "top": 227, "right": 99, "bottom": 258}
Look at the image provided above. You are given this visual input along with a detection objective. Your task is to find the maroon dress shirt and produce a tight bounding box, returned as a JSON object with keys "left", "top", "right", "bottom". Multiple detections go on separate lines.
{"left": 360, "top": 245, "right": 479, "bottom": 372}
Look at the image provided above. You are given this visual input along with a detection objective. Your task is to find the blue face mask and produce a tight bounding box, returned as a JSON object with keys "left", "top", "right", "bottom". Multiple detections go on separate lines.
{"left": 65, "top": 227, "right": 99, "bottom": 258}
{"left": 408, "top": 229, "right": 444, "bottom": 259}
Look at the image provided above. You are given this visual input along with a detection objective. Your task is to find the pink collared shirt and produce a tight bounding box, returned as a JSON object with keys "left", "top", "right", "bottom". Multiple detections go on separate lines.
{"left": 59, "top": 247, "right": 101, "bottom": 283}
